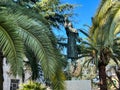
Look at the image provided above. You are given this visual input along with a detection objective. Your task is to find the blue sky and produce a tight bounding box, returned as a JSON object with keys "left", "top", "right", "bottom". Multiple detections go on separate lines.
{"left": 55, "top": 0, "right": 101, "bottom": 54}
{"left": 55, "top": 0, "right": 101, "bottom": 37}
{"left": 61, "top": 0, "right": 100, "bottom": 28}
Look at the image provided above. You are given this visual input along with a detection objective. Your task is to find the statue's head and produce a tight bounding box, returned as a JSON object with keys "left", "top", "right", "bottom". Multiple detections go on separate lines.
{"left": 64, "top": 16, "right": 69, "bottom": 23}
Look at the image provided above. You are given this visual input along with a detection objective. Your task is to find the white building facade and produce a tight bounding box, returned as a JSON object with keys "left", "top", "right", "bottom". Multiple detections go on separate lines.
{"left": 3, "top": 58, "right": 31, "bottom": 90}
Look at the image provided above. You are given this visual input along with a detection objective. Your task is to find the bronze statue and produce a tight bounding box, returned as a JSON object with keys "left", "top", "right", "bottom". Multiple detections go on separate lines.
{"left": 64, "top": 17, "right": 78, "bottom": 59}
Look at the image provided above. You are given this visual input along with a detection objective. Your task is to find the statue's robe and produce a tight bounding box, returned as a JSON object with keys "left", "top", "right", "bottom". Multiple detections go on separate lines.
{"left": 64, "top": 22, "right": 78, "bottom": 59}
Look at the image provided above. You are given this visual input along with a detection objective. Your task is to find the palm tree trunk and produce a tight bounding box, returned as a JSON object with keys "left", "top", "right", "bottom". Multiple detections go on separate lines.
{"left": 0, "top": 51, "right": 4, "bottom": 90}
{"left": 115, "top": 70, "right": 120, "bottom": 90}
{"left": 99, "top": 64, "right": 107, "bottom": 90}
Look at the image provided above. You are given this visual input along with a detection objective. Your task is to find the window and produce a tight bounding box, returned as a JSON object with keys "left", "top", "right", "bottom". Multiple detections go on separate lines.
{"left": 10, "top": 79, "right": 19, "bottom": 90}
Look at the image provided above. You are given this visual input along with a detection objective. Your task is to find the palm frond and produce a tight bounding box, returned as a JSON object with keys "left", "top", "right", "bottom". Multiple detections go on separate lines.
{"left": 78, "top": 29, "right": 92, "bottom": 40}
{"left": 25, "top": 47, "right": 41, "bottom": 80}
{"left": 12, "top": 14, "right": 60, "bottom": 80}
{"left": 0, "top": 13, "right": 24, "bottom": 76}
{"left": 82, "top": 57, "right": 93, "bottom": 67}
{"left": 52, "top": 68, "right": 66, "bottom": 90}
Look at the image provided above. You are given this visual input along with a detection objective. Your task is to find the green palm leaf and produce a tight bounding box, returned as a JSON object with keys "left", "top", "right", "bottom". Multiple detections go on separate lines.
{"left": 0, "top": 12, "right": 24, "bottom": 76}
{"left": 11, "top": 14, "right": 60, "bottom": 80}
{"left": 0, "top": 1, "right": 65, "bottom": 89}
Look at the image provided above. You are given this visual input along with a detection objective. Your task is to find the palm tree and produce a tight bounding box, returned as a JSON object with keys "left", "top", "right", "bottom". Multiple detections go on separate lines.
{"left": 0, "top": 0, "right": 65, "bottom": 90}
{"left": 78, "top": 0, "right": 120, "bottom": 90}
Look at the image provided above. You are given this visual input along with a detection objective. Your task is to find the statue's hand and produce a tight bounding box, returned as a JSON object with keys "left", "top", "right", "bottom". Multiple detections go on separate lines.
{"left": 74, "top": 29, "right": 78, "bottom": 33}
{"left": 69, "top": 28, "right": 78, "bottom": 33}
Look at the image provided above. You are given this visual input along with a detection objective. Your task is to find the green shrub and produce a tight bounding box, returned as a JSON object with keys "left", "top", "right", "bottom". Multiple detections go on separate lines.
{"left": 19, "top": 81, "right": 47, "bottom": 90}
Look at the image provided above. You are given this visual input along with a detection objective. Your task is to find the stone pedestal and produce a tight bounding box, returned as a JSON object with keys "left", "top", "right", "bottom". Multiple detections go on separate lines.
{"left": 65, "top": 80, "right": 91, "bottom": 90}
